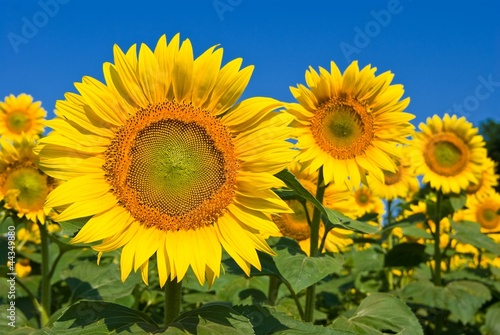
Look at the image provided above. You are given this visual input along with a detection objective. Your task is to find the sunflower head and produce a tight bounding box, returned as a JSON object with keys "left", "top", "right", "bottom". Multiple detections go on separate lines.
{"left": 462, "top": 192, "right": 500, "bottom": 232}
{"left": 465, "top": 157, "right": 499, "bottom": 203}
{"left": 367, "top": 145, "right": 420, "bottom": 200}
{"left": 411, "top": 114, "right": 487, "bottom": 194}
{"left": 287, "top": 61, "right": 414, "bottom": 188}
{"left": 37, "top": 34, "right": 295, "bottom": 286}
{"left": 0, "top": 136, "right": 57, "bottom": 223}
{"left": 0, "top": 94, "right": 46, "bottom": 141}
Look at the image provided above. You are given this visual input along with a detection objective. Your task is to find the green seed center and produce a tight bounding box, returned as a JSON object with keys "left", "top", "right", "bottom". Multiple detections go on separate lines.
{"left": 433, "top": 141, "right": 462, "bottom": 168}
{"left": 7, "top": 111, "right": 31, "bottom": 133}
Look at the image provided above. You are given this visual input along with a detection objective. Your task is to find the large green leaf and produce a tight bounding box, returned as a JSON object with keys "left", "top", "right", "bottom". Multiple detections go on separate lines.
{"left": 330, "top": 293, "right": 423, "bottom": 335}
{"left": 275, "top": 169, "right": 378, "bottom": 234}
{"left": 273, "top": 237, "right": 344, "bottom": 293}
{"left": 400, "top": 280, "right": 492, "bottom": 324}
{"left": 235, "top": 305, "right": 355, "bottom": 335}
{"left": 450, "top": 220, "right": 500, "bottom": 255}
{"left": 50, "top": 300, "right": 159, "bottom": 334}
{"left": 166, "top": 304, "right": 254, "bottom": 335}
{"left": 384, "top": 243, "right": 427, "bottom": 268}
{"left": 60, "top": 262, "right": 141, "bottom": 303}
{"left": 481, "top": 302, "right": 500, "bottom": 335}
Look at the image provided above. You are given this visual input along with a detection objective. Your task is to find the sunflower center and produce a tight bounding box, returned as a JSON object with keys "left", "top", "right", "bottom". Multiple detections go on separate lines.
{"left": 465, "top": 175, "right": 483, "bottom": 195}
{"left": 2, "top": 165, "right": 49, "bottom": 210}
{"left": 311, "top": 96, "right": 374, "bottom": 159}
{"left": 477, "top": 206, "right": 499, "bottom": 230}
{"left": 424, "top": 132, "right": 469, "bottom": 176}
{"left": 272, "top": 200, "right": 311, "bottom": 241}
{"left": 383, "top": 166, "right": 402, "bottom": 186}
{"left": 356, "top": 191, "right": 370, "bottom": 206}
{"left": 7, "top": 111, "right": 32, "bottom": 133}
{"left": 104, "top": 100, "right": 238, "bottom": 231}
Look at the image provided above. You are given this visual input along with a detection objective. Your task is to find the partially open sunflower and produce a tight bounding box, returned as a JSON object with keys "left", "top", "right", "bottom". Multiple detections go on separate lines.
{"left": 36, "top": 34, "right": 295, "bottom": 286}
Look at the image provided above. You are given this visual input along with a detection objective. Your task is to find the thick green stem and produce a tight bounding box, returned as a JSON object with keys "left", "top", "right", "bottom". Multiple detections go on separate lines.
{"left": 268, "top": 276, "right": 280, "bottom": 305}
{"left": 304, "top": 167, "right": 326, "bottom": 322}
{"left": 164, "top": 278, "right": 182, "bottom": 326}
{"left": 38, "top": 221, "right": 51, "bottom": 326}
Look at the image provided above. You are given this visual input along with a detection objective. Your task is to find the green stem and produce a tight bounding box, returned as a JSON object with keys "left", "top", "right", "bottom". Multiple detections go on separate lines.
{"left": 304, "top": 167, "right": 326, "bottom": 323}
{"left": 283, "top": 280, "right": 305, "bottom": 320}
{"left": 386, "top": 200, "right": 394, "bottom": 291}
{"left": 433, "top": 192, "right": 443, "bottom": 287}
{"left": 268, "top": 276, "right": 281, "bottom": 305}
{"left": 38, "top": 221, "right": 51, "bottom": 326}
{"left": 164, "top": 278, "right": 182, "bottom": 326}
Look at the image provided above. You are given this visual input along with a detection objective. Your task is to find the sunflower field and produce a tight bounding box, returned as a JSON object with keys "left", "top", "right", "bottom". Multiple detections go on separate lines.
{"left": 1, "top": 34, "right": 499, "bottom": 335}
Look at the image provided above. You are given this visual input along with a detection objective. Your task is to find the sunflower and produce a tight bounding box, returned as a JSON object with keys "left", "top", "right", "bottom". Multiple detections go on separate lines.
{"left": 0, "top": 136, "right": 56, "bottom": 223}
{"left": 272, "top": 161, "right": 355, "bottom": 255}
{"left": 411, "top": 114, "right": 487, "bottom": 194}
{"left": 460, "top": 192, "right": 500, "bottom": 232}
{"left": 367, "top": 145, "right": 419, "bottom": 200}
{"left": 465, "top": 157, "right": 498, "bottom": 203}
{"left": 351, "top": 185, "right": 385, "bottom": 221}
{"left": 287, "top": 61, "right": 414, "bottom": 188}
{"left": 36, "top": 34, "right": 295, "bottom": 286}
{"left": 0, "top": 94, "right": 46, "bottom": 141}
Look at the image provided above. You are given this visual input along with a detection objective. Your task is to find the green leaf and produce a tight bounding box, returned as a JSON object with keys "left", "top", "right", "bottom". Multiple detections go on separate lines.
{"left": 330, "top": 293, "right": 423, "bottom": 335}
{"left": 60, "top": 262, "right": 141, "bottom": 303}
{"left": 352, "top": 245, "right": 384, "bottom": 273}
{"left": 167, "top": 304, "right": 254, "bottom": 335}
{"left": 50, "top": 300, "right": 159, "bottom": 334}
{"left": 481, "top": 302, "right": 500, "bottom": 335}
{"left": 384, "top": 243, "right": 427, "bottom": 268}
{"left": 275, "top": 169, "right": 378, "bottom": 234}
{"left": 450, "top": 220, "right": 500, "bottom": 255}
{"left": 58, "top": 216, "right": 92, "bottom": 237}
{"left": 273, "top": 238, "right": 344, "bottom": 293}
{"left": 449, "top": 193, "right": 466, "bottom": 211}
{"left": 400, "top": 280, "right": 492, "bottom": 324}
{"left": 234, "top": 304, "right": 355, "bottom": 335}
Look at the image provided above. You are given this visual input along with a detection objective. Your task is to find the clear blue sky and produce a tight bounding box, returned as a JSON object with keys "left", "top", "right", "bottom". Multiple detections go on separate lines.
{"left": 1, "top": 1, "right": 499, "bottom": 128}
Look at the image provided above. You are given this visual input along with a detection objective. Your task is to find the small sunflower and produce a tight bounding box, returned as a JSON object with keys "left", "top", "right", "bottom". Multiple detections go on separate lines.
{"left": 272, "top": 162, "right": 355, "bottom": 255}
{"left": 411, "top": 114, "right": 487, "bottom": 194}
{"left": 351, "top": 185, "right": 385, "bottom": 221}
{"left": 287, "top": 61, "right": 414, "bottom": 188}
{"left": 465, "top": 157, "right": 498, "bottom": 203}
{"left": 37, "top": 34, "right": 295, "bottom": 286}
{"left": 0, "top": 137, "right": 56, "bottom": 223}
{"left": 0, "top": 94, "right": 46, "bottom": 141}
{"left": 367, "top": 146, "right": 419, "bottom": 200}
{"left": 461, "top": 192, "right": 500, "bottom": 232}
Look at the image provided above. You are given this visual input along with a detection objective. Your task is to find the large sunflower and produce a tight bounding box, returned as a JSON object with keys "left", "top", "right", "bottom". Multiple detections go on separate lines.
{"left": 411, "top": 114, "right": 487, "bottom": 194}
{"left": 36, "top": 34, "right": 295, "bottom": 286}
{"left": 367, "top": 146, "right": 419, "bottom": 201}
{"left": 0, "top": 94, "right": 46, "bottom": 141}
{"left": 272, "top": 161, "right": 356, "bottom": 255}
{"left": 287, "top": 61, "right": 414, "bottom": 188}
{"left": 0, "top": 137, "right": 56, "bottom": 223}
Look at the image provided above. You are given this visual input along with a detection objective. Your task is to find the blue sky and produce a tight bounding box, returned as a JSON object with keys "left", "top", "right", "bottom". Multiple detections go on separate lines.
{"left": 1, "top": 1, "right": 499, "bottom": 129}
